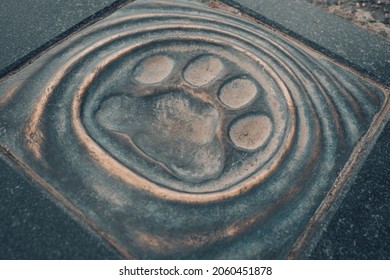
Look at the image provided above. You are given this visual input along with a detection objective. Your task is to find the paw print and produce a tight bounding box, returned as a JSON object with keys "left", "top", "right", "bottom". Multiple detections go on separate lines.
{"left": 96, "top": 54, "right": 272, "bottom": 183}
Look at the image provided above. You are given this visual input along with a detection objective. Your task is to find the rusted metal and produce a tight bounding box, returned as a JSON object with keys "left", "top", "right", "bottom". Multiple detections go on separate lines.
{"left": 0, "top": 0, "right": 388, "bottom": 259}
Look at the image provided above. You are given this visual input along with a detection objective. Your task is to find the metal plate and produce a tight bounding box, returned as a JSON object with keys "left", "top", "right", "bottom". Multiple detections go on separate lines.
{"left": 0, "top": 0, "right": 387, "bottom": 258}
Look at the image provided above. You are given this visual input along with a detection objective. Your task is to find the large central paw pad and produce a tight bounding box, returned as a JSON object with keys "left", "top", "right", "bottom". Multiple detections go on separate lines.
{"left": 96, "top": 54, "right": 271, "bottom": 184}
{"left": 96, "top": 90, "right": 223, "bottom": 183}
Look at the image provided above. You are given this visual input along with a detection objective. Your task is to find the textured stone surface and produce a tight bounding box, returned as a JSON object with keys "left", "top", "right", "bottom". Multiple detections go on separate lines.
{"left": 0, "top": 155, "right": 121, "bottom": 259}
{"left": 0, "top": 0, "right": 387, "bottom": 259}
{"left": 0, "top": 0, "right": 125, "bottom": 76}
{"left": 308, "top": 0, "right": 390, "bottom": 40}
{"left": 309, "top": 121, "right": 390, "bottom": 259}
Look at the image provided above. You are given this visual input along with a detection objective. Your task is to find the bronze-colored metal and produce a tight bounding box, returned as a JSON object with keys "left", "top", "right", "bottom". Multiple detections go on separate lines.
{"left": 0, "top": 0, "right": 388, "bottom": 258}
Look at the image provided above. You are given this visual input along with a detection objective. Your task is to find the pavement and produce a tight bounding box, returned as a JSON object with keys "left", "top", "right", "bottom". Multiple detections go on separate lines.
{"left": 0, "top": 0, "right": 389, "bottom": 259}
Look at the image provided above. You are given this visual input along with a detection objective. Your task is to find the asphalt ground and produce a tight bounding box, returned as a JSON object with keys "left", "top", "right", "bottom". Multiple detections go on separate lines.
{"left": 308, "top": 0, "right": 390, "bottom": 40}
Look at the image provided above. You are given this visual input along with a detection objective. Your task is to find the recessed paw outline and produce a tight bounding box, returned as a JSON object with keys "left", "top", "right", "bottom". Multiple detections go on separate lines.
{"left": 96, "top": 53, "right": 272, "bottom": 183}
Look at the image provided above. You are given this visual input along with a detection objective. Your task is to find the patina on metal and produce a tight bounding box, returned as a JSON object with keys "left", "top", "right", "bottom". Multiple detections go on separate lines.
{"left": 0, "top": 0, "right": 388, "bottom": 259}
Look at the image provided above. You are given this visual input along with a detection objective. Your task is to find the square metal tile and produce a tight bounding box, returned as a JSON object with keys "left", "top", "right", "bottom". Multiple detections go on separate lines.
{"left": 0, "top": 0, "right": 388, "bottom": 258}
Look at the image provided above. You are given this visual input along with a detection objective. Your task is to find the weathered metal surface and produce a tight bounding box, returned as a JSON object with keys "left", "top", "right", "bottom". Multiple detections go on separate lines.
{"left": 0, "top": 0, "right": 387, "bottom": 258}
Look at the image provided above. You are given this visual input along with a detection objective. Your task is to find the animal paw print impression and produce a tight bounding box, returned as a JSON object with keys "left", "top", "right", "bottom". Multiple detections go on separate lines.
{"left": 96, "top": 52, "right": 275, "bottom": 190}
{"left": 3, "top": 0, "right": 385, "bottom": 259}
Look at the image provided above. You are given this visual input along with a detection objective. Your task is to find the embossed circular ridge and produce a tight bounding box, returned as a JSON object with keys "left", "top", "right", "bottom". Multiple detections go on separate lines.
{"left": 76, "top": 38, "right": 295, "bottom": 196}
{"left": 18, "top": 1, "right": 381, "bottom": 204}
{"left": 24, "top": 5, "right": 308, "bottom": 200}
